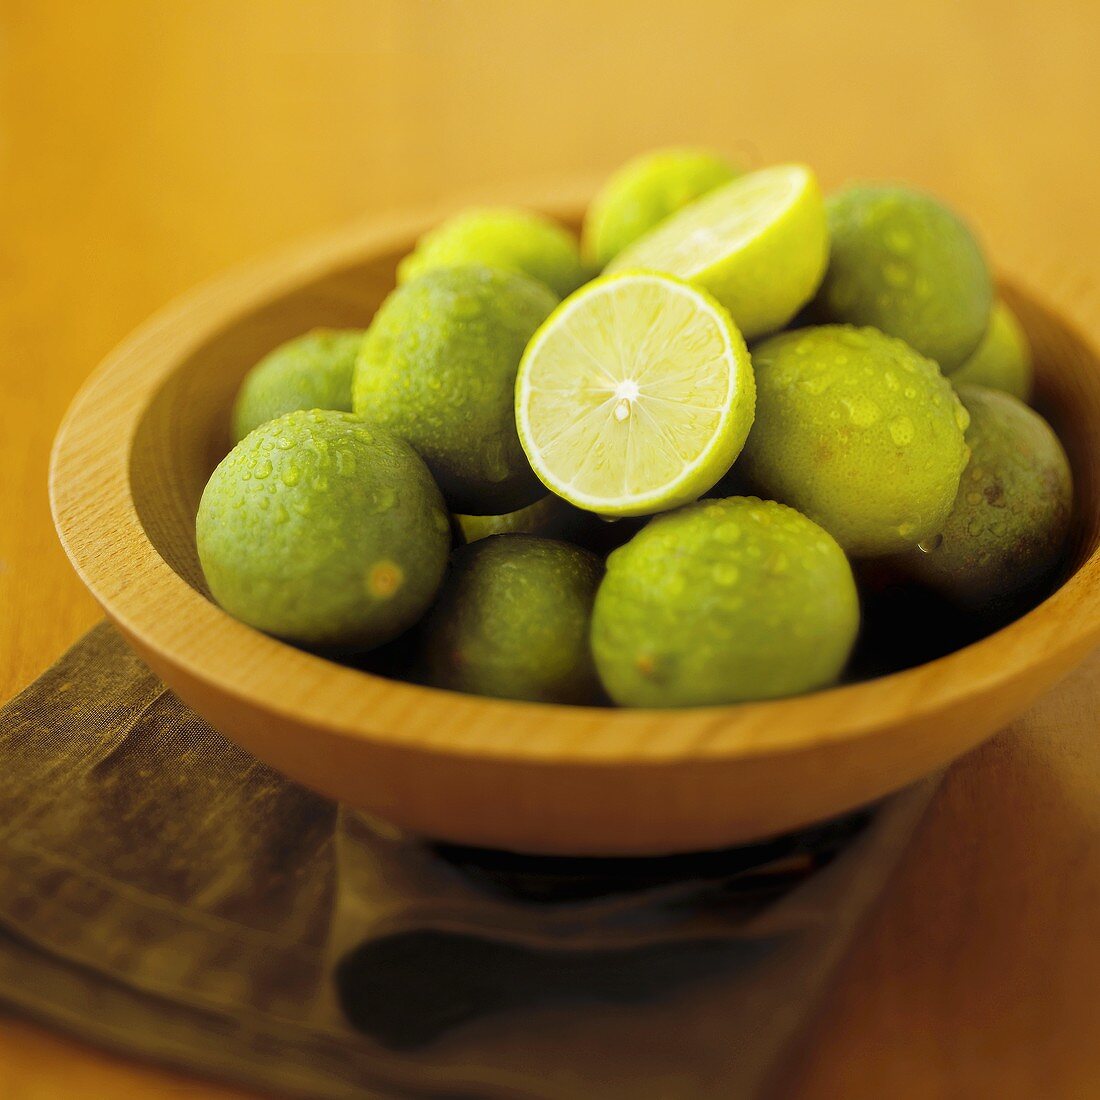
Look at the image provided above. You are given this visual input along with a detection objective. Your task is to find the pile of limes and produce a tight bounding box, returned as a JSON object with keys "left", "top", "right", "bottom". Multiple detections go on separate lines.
{"left": 198, "top": 148, "right": 1072, "bottom": 708}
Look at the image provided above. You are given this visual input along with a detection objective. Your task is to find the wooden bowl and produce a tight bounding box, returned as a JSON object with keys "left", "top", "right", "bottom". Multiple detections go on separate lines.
{"left": 50, "top": 185, "right": 1100, "bottom": 855}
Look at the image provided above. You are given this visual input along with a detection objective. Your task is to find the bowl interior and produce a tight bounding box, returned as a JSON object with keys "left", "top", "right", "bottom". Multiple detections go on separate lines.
{"left": 1006, "top": 287, "right": 1100, "bottom": 569}
{"left": 129, "top": 227, "right": 1100, "bottom": 679}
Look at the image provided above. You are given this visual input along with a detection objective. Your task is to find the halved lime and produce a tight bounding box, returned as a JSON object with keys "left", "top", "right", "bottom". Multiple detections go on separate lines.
{"left": 515, "top": 271, "right": 755, "bottom": 517}
{"left": 607, "top": 164, "right": 828, "bottom": 340}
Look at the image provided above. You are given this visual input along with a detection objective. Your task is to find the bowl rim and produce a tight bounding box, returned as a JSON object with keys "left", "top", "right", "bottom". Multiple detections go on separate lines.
{"left": 48, "top": 181, "right": 1100, "bottom": 766}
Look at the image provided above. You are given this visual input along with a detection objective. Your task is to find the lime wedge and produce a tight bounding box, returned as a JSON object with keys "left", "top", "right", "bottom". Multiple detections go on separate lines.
{"left": 515, "top": 271, "right": 755, "bottom": 517}
{"left": 607, "top": 164, "right": 828, "bottom": 340}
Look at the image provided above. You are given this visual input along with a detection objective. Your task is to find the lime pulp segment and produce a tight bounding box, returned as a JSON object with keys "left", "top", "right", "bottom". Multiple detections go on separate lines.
{"left": 515, "top": 271, "right": 755, "bottom": 516}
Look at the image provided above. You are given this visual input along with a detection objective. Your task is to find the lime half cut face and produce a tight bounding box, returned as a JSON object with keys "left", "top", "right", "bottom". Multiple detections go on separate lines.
{"left": 515, "top": 271, "right": 755, "bottom": 517}
{"left": 607, "top": 164, "right": 828, "bottom": 340}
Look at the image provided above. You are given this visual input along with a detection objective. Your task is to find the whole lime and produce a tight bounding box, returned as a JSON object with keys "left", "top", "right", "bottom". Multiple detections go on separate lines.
{"left": 948, "top": 300, "right": 1032, "bottom": 401}
{"left": 232, "top": 329, "right": 363, "bottom": 442}
{"left": 196, "top": 409, "right": 451, "bottom": 649}
{"left": 455, "top": 494, "right": 587, "bottom": 545}
{"left": 897, "top": 385, "right": 1072, "bottom": 607}
{"left": 582, "top": 148, "right": 739, "bottom": 269}
{"left": 397, "top": 207, "right": 587, "bottom": 298}
{"left": 740, "top": 325, "right": 970, "bottom": 556}
{"left": 354, "top": 265, "right": 558, "bottom": 514}
{"left": 420, "top": 535, "right": 602, "bottom": 704}
{"left": 590, "top": 497, "right": 859, "bottom": 707}
{"left": 815, "top": 184, "right": 993, "bottom": 370}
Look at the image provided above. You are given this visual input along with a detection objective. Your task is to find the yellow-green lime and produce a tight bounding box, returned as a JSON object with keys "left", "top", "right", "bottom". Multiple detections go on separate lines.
{"left": 606, "top": 164, "right": 828, "bottom": 340}
{"left": 232, "top": 329, "right": 363, "bottom": 442}
{"left": 948, "top": 300, "right": 1032, "bottom": 401}
{"left": 454, "top": 494, "right": 587, "bottom": 544}
{"left": 354, "top": 265, "right": 558, "bottom": 515}
{"left": 515, "top": 270, "right": 755, "bottom": 517}
{"left": 591, "top": 497, "right": 860, "bottom": 707}
{"left": 582, "top": 147, "right": 739, "bottom": 269}
{"left": 397, "top": 207, "right": 587, "bottom": 298}
{"left": 740, "top": 325, "right": 971, "bottom": 556}
{"left": 815, "top": 184, "right": 993, "bottom": 370}
{"left": 196, "top": 410, "right": 451, "bottom": 650}
{"left": 896, "top": 385, "right": 1071, "bottom": 607}
{"left": 420, "top": 535, "right": 602, "bottom": 704}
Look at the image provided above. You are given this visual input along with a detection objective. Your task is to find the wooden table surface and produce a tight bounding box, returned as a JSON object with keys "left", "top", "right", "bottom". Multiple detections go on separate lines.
{"left": 3, "top": 1, "right": 1100, "bottom": 1096}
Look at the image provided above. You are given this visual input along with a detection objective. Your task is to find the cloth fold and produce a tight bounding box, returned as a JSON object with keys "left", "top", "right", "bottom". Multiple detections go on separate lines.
{"left": 0, "top": 624, "right": 937, "bottom": 1099}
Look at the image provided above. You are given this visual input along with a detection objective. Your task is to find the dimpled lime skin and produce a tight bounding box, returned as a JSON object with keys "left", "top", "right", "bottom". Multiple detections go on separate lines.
{"left": 231, "top": 329, "right": 364, "bottom": 442}
{"left": 740, "top": 325, "right": 971, "bottom": 557}
{"left": 421, "top": 535, "right": 603, "bottom": 704}
{"left": 354, "top": 266, "right": 558, "bottom": 515}
{"left": 816, "top": 184, "right": 993, "bottom": 370}
{"left": 898, "top": 385, "right": 1072, "bottom": 608}
{"left": 948, "top": 300, "right": 1033, "bottom": 401}
{"left": 196, "top": 410, "right": 451, "bottom": 650}
{"left": 591, "top": 497, "right": 859, "bottom": 708}
{"left": 397, "top": 208, "right": 587, "bottom": 298}
{"left": 455, "top": 494, "right": 587, "bottom": 545}
{"left": 582, "top": 148, "right": 739, "bottom": 269}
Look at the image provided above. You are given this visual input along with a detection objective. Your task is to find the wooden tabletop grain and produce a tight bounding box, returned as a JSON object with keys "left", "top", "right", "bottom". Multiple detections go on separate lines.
{"left": 3, "top": 1, "right": 1100, "bottom": 1096}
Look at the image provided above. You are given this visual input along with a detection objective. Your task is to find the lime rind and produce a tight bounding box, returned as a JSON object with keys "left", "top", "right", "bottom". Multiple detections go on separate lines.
{"left": 354, "top": 265, "right": 557, "bottom": 515}
{"left": 516, "top": 270, "right": 755, "bottom": 517}
{"left": 740, "top": 324, "right": 971, "bottom": 556}
{"left": 817, "top": 183, "right": 993, "bottom": 370}
{"left": 231, "top": 328, "right": 363, "bottom": 443}
{"left": 590, "top": 496, "right": 860, "bottom": 707}
{"left": 397, "top": 206, "right": 587, "bottom": 298}
{"left": 947, "top": 299, "right": 1033, "bottom": 401}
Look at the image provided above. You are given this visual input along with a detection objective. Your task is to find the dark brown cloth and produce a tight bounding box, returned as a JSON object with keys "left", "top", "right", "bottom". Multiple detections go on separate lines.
{"left": 0, "top": 624, "right": 937, "bottom": 1098}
